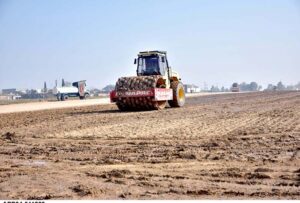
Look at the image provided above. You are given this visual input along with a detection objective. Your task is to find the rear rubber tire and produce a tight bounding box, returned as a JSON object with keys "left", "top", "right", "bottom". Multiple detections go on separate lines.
{"left": 61, "top": 94, "right": 68, "bottom": 101}
{"left": 169, "top": 81, "right": 185, "bottom": 107}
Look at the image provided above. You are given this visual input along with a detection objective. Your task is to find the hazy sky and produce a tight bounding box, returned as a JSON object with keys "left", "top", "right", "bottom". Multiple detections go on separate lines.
{"left": 0, "top": 0, "right": 299, "bottom": 89}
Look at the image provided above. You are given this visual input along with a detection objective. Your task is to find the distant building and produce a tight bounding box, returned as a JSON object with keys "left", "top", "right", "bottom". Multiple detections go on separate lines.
{"left": 17, "top": 89, "right": 27, "bottom": 94}
{"left": 36, "top": 89, "right": 42, "bottom": 94}
{"left": 88, "top": 88, "right": 100, "bottom": 97}
{"left": 13, "top": 95, "right": 22, "bottom": 100}
{"left": 0, "top": 95, "right": 21, "bottom": 100}
{"left": 101, "top": 85, "right": 115, "bottom": 93}
{"left": 2, "top": 88, "right": 17, "bottom": 95}
{"left": 184, "top": 84, "right": 200, "bottom": 93}
{"left": 0, "top": 95, "right": 11, "bottom": 100}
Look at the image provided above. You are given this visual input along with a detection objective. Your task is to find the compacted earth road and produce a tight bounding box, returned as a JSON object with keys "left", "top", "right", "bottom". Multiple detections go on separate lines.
{"left": 0, "top": 91, "right": 299, "bottom": 199}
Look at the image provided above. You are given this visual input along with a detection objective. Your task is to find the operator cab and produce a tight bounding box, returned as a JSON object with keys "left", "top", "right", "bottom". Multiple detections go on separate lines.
{"left": 135, "top": 51, "right": 169, "bottom": 76}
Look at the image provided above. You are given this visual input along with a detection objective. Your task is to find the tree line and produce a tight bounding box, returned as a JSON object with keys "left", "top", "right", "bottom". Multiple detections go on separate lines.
{"left": 208, "top": 81, "right": 300, "bottom": 92}
{"left": 265, "top": 81, "right": 300, "bottom": 91}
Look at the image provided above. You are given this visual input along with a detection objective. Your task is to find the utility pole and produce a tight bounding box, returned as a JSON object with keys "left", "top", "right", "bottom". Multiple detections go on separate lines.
{"left": 62, "top": 78, "right": 65, "bottom": 87}
{"left": 44, "top": 81, "right": 47, "bottom": 93}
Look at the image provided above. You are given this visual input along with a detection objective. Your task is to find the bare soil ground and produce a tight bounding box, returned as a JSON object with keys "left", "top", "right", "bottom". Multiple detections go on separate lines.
{"left": 0, "top": 91, "right": 299, "bottom": 199}
{"left": 0, "top": 98, "right": 110, "bottom": 114}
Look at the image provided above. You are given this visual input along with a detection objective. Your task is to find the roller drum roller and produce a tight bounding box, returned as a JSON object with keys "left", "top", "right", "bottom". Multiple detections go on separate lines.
{"left": 115, "top": 76, "right": 165, "bottom": 110}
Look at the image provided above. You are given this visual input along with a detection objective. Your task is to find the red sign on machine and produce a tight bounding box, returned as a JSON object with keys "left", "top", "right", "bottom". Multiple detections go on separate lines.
{"left": 117, "top": 90, "right": 154, "bottom": 97}
{"left": 110, "top": 88, "right": 173, "bottom": 102}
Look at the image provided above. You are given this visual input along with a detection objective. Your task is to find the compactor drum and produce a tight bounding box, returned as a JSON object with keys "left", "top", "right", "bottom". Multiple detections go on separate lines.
{"left": 110, "top": 51, "right": 185, "bottom": 111}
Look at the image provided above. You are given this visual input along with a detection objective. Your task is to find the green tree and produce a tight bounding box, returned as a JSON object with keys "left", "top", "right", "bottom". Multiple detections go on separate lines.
{"left": 277, "top": 81, "right": 285, "bottom": 90}
{"left": 249, "top": 82, "right": 258, "bottom": 91}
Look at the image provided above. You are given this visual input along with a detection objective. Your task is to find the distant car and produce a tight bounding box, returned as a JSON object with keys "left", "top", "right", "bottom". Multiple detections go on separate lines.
{"left": 231, "top": 83, "right": 240, "bottom": 92}
{"left": 53, "top": 80, "right": 90, "bottom": 101}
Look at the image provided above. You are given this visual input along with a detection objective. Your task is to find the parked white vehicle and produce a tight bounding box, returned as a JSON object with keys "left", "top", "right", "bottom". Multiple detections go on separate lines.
{"left": 53, "top": 80, "right": 90, "bottom": 101}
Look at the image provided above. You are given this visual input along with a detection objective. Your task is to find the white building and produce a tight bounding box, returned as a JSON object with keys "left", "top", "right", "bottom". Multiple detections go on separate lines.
{"left": 36, "top": 89, "right": 42, "bottom": 94}
{"left": 184, "top": 84, "right": 201, "bottom": 93}
{"left": 0, "top": 95, "right": 21, "bottom": 100}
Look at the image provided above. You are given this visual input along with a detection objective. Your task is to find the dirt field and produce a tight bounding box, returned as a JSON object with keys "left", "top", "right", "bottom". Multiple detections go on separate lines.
{"left": 0, "top": 98, "right": 110, "bottom": 114}
{"left": 0, "top": 91, "right": 299, "bottom": 199}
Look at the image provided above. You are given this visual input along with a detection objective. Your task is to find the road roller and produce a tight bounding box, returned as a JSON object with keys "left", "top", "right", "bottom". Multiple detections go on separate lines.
{"left": 110, "top": 51, "right": 185, "bottom": 110}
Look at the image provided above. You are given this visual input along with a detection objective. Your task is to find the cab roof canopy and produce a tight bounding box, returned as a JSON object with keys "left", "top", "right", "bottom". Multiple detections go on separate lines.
{"left": 138, "top": 50, "right": 167, "bottom": 56}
